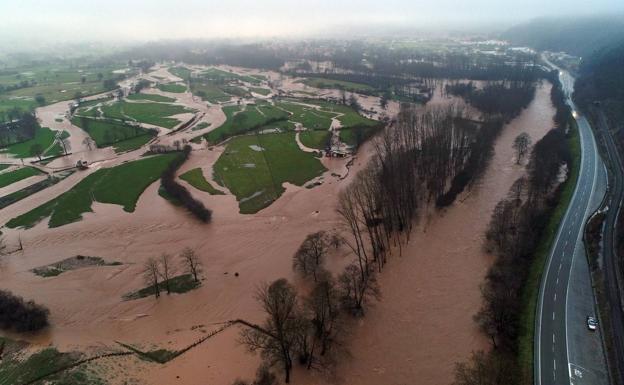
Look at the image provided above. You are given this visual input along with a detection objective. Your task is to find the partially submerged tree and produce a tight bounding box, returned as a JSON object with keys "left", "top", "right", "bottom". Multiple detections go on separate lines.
{"left": 143, "top": 257, "right": 161, "bottom": 298}
{"left": 159, "top": 253, "right": 175, "bottom": 295}
{"left": 305, "top": 274, "right": 343, "bottom": 364}
{"left": 231, "top": 364, "right": 277, "bottom": 385}
{"left": 292, "top": 231, "right": 329, "bottom": 282}
{"left": 180, "top": 247, "right": 202, "bottom": 282}
{"left": 338, "top": 263, "right": 380, "bottom": 316}
{"left": 512, "top": 132, "right": 531, "bottom": 164}
{"left": 240, "top": 279, "right": 301, "bottom": 383}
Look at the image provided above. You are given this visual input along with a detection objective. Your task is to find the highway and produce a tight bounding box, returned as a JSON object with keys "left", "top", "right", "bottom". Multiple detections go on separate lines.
{"left": 535, "top": 67, "right": 609, "bottom": 385}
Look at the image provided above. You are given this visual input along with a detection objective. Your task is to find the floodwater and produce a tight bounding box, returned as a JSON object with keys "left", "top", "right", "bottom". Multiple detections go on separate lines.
{"left": 0, "top": 70, "right": 555, "bottom": 385}
{"left": 336, "top": 81, "right": 555, "bottom": 385}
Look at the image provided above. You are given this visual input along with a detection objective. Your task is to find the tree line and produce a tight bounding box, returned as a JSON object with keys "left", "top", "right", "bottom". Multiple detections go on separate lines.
{"left": 161, "top": 145, "right": 212, "bottom": 222}
{"left": 0, "top": 110, "right": 39, "bottom": 146}
{"left": 445, "top": 80, "right": 536, "bottom": 119}
{"left": 454, "top": 78, "right": 575, "bottom": 385}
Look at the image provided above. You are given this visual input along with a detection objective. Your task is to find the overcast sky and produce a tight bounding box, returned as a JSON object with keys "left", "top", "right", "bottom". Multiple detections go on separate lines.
{"left": 1, "top": 0, "right": 623, "bottom": 43}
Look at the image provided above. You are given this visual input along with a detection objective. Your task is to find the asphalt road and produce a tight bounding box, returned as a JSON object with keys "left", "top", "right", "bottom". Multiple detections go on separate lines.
{"left": 595, "top": 109, "right": 624, "bottom": 384}
{"left": 535, "top": 68, "right": 609, "bottom": 385}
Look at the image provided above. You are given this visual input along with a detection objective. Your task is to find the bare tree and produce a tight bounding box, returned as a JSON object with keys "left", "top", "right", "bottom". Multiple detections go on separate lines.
{"left": 240, "top": 279, "right": 301, "bottom": 383}
{"left": 292, "top": 231, "right": 329, "bottom": 282}
{"left": 512, "top": 132, "right": 531, "bottom": 164}
{"left": 328, "top": 232, "right": 343, "bottom": 249}
{"left": 180, "top": 247, "right": 202, "bottom": 282}
{"left": 159, "top": 253, "right": 175, "bottom": 295}
{"left": 143, "top": 258, "right": 161, "bottom": 298}
{"left": 60, "top": 138, "right": 71, "bottom": 155}
{"left": 338, "top": 263, "right": 380, "bottom": 316}
{"left": 305, "top": 274, "right": 343, "bottom": 367}
{"left": 82, "top": 137, "right": 95, "bottom": 151}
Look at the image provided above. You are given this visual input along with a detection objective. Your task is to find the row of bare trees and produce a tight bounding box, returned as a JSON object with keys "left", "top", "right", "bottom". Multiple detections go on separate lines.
{"left": 445, "top": 80, "right": 536, "bottom": 120}
{"left": 239, "top": 230, "right": 380, "bottom": 384}
{"left": 143, "top": 247, "right": 202, "bottom": 298}
{"left": 454, "top": 127, "right": 573, "bottom": 384}
{"left": 335, "top": 103, "right": 506, "bottom": 279}
{"left": 240, "top": 276, "right": 346, "bottom": 384}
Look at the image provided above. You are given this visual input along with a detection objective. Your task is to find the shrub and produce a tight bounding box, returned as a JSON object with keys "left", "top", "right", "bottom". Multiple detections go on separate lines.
{"left": 0, "top": 290, "right": 49, "bottom": 332}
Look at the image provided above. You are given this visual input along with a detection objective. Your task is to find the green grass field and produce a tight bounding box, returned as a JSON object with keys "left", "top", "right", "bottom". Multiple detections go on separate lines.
{"left": 179, "top": 168, "right": 225, "bottom": 195}
{"left": 127, "top": 93, "right": 175, "bottom": 103}
{"left": 299, "top": 130, "right": 330, "bottom": 150}
{"left": 305, "top": 100, "right": 378, "bottom": 128}
{"left": 123, "top": 274, "right": 200, "bottom": 300}
{"left": 0, "top": 340, "right": 103, "bottom": 385}
{"left": 301, "top": 77, "right": 375, "bottom": 92}
{"left": 214, "top": 132, "right": 326, "bottom": 213}
{"left": 168, "top": 66, "right": 192, "bottom": 81}
{"left": 0, "top": 63, "right": 128, "bottom": 121}
{"left": 200, "top": 68, "right": 261, "bottom": 85}
{"left": 221, "top": 85, "right": 251, "bottom": 98}
{"left": 157, "top": 83, "right": 187, "bottom": 93}
{"left": 250, "top": 87, "right": 271, "bottom": 96}
{"left": 112, "top": 134, "right": 154, "bottom": 153}
{"left": 205, "top": 104, "right": 290, "bottom": 143}
{"left": 339, "top": 125, "right": 382, "bottom": 147}
{"left": 1, "top": 126, "right": 58, "bottom": 158}
{"left": 277, "top": 101, "right": 336, "bottom": 130}
{"left": 190, "top": 81, "right": 232, "bottom": 104}
{"left": 101, "top": 101, "right": 189, "bottom": 129}
{"left": 6, "top": 153, "right": 178, "bottom": 229}
{"left": 72, "top": 117, "right": 153, "bottom": 148}
{"left": 0, "top": 166, "right": 43, "bottom": 188}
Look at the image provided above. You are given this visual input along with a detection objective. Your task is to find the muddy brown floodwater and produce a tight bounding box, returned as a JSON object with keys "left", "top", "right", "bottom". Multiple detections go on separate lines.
{"left": 0, "top": 79, "right": 554, "bottom": 385}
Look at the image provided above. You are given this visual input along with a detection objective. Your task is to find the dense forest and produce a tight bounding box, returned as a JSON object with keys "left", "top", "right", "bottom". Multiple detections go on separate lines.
{"left": 574, "top": 40, "right": 624, "bottom": 138}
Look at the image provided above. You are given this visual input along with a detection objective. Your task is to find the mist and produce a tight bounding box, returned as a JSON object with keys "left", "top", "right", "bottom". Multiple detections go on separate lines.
{"left": 1, "top": 0, "right": 623, "bottom": 46}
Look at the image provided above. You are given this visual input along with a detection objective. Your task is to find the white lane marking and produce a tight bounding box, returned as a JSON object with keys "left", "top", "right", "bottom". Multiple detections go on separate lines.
{"left": 554, "top": 293, "right": 557, "bottom": 301}
{"left": 553, "top": 312, "right": 556, "bottom": 320}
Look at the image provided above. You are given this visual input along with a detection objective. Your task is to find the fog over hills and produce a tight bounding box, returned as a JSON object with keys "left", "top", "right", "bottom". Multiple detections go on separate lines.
{"left": 0, "top": 0, "right": 623, "bottom": 47}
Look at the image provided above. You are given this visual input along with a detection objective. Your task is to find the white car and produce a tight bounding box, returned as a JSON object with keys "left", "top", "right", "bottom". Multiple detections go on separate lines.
{"left": 587, "top": 316, "right": 598, "bottom": 331}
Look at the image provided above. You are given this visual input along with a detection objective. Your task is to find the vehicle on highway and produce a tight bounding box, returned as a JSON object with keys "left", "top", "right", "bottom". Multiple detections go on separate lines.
{"left": 587, "top": 316, "right": 598, "bottom": 331}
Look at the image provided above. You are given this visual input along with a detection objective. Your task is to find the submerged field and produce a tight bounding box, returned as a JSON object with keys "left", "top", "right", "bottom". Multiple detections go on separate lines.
{"left": 0, "top": 63, "right": 128, "bottom": 120}
{"left": 71, "top": 117, "right": 154, "bottom": 152}
{"left": 100, "top": 100, "right": 190, "bottom": 128}
{"left": 0, "top": 166, "right": 43, "bottom": 188}
{"left": 6, "top": 153, "right": 178, "bottom": 228}
{"left": 213, "top": 132, "right": 326, "bottom": 213}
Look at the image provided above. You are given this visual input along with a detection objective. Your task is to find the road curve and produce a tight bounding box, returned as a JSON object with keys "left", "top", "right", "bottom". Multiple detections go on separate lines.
{"left": 535, "top": 68, "right": 609, "bottom": 385}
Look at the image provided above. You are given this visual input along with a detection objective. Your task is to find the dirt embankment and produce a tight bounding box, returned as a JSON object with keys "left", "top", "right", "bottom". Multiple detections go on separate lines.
{"left": 0, "top": 79, "right": 554, "bottom": 385}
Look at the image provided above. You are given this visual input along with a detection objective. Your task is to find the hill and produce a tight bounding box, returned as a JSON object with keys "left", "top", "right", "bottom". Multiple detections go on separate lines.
{"left": 502, "top": 16, "right": 624, "bottom": 57}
